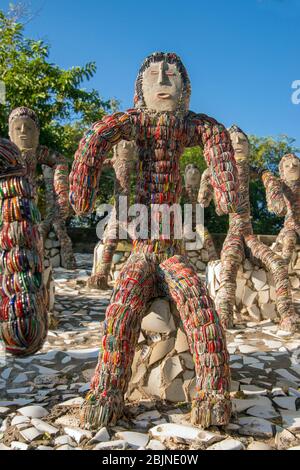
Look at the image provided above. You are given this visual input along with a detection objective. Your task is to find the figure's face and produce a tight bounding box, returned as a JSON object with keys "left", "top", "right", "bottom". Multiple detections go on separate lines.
{"left": 282, "top": 156, "right": 300, "bottom": 182}
{"left": 185, "top": 164, "right": 201, "bottom": 188}
{"left": 115, "top": 140, "right": 136, "bottom": 161}
{"left": 142, "top": 60, "right": 183, "bottom": 112}
{"left": 9, "top": 117, "right": 39, "bottom": 151}
{"left": 230, "top": 130, "right": 249, "bottom": 162}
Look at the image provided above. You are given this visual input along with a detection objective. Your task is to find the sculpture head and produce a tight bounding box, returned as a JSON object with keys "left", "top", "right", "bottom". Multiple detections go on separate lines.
{"left": 9, "top": 107, "right": 40, "bottom": 152}
{"left": 113, "top": 140, "right": 137, "bottom": 161}
{"left": 279, "top": 153, "right": 300, "bottom": 183}
{"left": 134, "top": 52, "right": 191, "bottom": 114}
{"left": 184, "top": 163, "right": 201, "bottom": 190}
{"left": 228, "top": 125, "right": 250, "bottom": 163}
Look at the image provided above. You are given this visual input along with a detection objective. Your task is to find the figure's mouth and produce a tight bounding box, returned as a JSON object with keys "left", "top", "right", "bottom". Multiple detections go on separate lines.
{"left": 20, "top": 136, "right": 29, "bottom": 140}
{"left": 157, "top": 93, "right": 172, "bottom": 99}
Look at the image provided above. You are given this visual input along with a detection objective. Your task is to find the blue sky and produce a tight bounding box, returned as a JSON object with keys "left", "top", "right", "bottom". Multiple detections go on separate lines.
{"left": 2, "top": 0, "right": 300, "bottom": 148}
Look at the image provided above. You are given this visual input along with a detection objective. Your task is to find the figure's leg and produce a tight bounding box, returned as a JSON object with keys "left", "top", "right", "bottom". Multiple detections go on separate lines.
{"left": 245, "top": 235, "right": 298, "bottom": 332}
{"left": 158, "top": 255, "right": 231, "bottom": 428}
{"left": 88, "top": 238, "right": 118, "bottom": 290}
{"left": 82, "top": 253, "right": 156, "bottom": 429}
{"left": 281, "top": 229, "right": 297, "bottom": 264}
{"left": 215, "top": 233, "right": 244, "bottom": 329}
{"left": 88, "top": 215, "right": 120, "bottom": 290}
{"left": 53, "top": 219, "right": 77, "bottom": 270}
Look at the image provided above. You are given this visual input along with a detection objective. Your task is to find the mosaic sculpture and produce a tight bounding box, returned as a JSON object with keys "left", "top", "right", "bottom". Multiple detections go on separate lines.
{"left": 8, "top": 107, "right": 76, "bottom": 269}
{"left": 262, "top": 153, "right": 300, "bottom": 264}
{"left": 88, "top": 140, "right": 137, "bottom": 289}
{"left": 70, "top": 52, "right": 239, "bottom": 429}
{"left": 206, "top": 125, "right": 297, "bottom": 331}
{"left": 0, "top": 138, "right": 48, "bottom": 356}
{"left": 184, "top": 163, "right": 218, "bottom": 260}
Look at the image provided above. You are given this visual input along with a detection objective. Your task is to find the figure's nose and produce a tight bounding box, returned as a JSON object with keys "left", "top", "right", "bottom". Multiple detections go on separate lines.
{"left": 158, "top": 62, "right": 169, "bottom": 86}
{"left": 21, "top": 123, "right": 26, "bottom": 133}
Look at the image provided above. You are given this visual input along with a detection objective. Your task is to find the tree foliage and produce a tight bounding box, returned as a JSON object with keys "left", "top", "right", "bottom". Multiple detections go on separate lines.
{"left": 0, "top": 5, "right": 115, "bottom": 159}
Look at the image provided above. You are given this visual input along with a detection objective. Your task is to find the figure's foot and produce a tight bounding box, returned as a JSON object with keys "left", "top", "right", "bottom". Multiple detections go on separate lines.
{"left": 80, "top": 391, "right": 124, "bottom": 430}
{"left": 279, "top": 315, "right": 298, "bottom": 333}
{"left": 191, "top": 393, "right": 232, "bottom": 428}
{"left": 88, "top": 274, "right": 110, "bottom": 290}
{"left": 48, "top": 311, "right": 59, "bottom": 330}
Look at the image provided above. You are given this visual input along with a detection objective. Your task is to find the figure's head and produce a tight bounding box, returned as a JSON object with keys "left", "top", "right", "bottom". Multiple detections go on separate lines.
{"left": 134, "top": 52, "right": 191, "bottom": 113}
{"left": 184, "top": 163, "right": 201, "bottom": 189}
{"left": 279, "top": 153, "right": 300, "bottom": 183}
{"left": 113, "top": 140, "right": 137, "bottom": 161}
{"left": 228, "top": 125, "right": 250, "bottom": 162}
{"left": 9, "top": 107, "right": 40, "bottom": 152}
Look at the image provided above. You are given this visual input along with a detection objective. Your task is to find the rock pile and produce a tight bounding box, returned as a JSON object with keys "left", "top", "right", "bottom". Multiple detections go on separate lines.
{"left": 127, "top": 298, "right": 196, "bottom": 403}
{"left": 207, "top": 245, "right": 300, "bottom": 323}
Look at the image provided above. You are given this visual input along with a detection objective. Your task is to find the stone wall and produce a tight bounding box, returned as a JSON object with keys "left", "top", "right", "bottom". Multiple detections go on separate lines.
{"left": 91, "top": 241, "right": 217, "bottom": 280}
{"left": 44, "top": 231, "right": 62, "bottom": 268}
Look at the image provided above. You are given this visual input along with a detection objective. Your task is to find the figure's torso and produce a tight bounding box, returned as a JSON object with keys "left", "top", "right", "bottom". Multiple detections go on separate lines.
{"left": 131, "top": 112, "right": 190, "bottom": 255}
{"left": 229, "top": 161, "right": 253, "bottom": 236}
{"left": 283, "top": 181, "right": 300, "bottom": 231}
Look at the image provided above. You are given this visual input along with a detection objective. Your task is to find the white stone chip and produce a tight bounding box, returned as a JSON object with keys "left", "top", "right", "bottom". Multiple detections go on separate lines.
{"left": 208, "top": 439, "right": 245, "bottom": 451}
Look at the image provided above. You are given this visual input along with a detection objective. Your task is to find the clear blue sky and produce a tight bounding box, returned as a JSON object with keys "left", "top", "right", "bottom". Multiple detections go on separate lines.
{"left": 2, "top": 0, "right": 300, "bottom": 147}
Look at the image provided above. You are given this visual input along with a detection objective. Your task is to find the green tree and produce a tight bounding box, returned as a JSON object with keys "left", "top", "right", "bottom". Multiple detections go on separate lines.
{"left": 0, "top": 5, "right": 115, "bottom": 159}
{"left": 0, "top": 5, "right": 117, "bottom": 226}
{"left": 249, "top": 135, "right": 299, "bottom": 234}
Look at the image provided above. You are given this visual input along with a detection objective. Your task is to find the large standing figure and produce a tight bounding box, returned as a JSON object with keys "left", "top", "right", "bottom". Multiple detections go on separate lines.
{"left": 201, "top": 125, "right": 297, "bottom": 331}
{"left": 0, "top": 139, "right": 48, "bottom": 356}
{"left": 8, "top": 107, "right": 76, "bottom": 269}
{"left": 88, "top": 140, "right": 137, "bottom": 289}
{"left": 70, "top": 52, "right": 239, "bottom": 429}
{"left": 262, "top": 153, "right": 300, "bottom": 263}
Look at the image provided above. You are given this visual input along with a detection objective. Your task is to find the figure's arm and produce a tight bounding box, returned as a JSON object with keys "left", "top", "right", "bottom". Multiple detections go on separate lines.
{"left": 187, "top": 113, "right": 239, "bottom": 215}
{"left": 69, "top": 112, "right": 136, "bottom": 215}
{"left": 198, "top": 168, "right": 214, "bottom": 207}
{"left": 37, "top": 147, "right": 70, "bottom": 220}
{"left": 261, "top": 170, "right": 287, "bottom": 217}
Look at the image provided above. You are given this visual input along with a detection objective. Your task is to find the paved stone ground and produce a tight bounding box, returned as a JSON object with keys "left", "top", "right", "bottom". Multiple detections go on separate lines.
{"left": 0, "top": 254, "right": 300, "bottom": 451}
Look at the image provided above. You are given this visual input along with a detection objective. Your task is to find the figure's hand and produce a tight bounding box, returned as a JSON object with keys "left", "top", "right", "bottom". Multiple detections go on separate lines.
{"left": 198, "top": 189, "right": 212, "bottom": 208}
{"left": 214, "top": 187, "right": 238, "bottom": 215}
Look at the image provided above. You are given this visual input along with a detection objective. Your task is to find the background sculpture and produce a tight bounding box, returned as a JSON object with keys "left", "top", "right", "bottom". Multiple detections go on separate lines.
{"left": 70, "top": 52, "right": 239, "bottom": 430}
{"left": 183, "top": 163, "right": 218, "bottom": 260}
{"left": 200, "top": 125, "right": 297, "bottom": 332}
{"left": 262, "top": 153, "right": 300, "bottom": 264}
{"left": 89, "top": 140, "right": 137, "bottom": 289}
{"left": 0, "top": 138, "right": 48, "bottom": 356}
{"left": 8, "top": 107, "right": 76, "bottom": 269}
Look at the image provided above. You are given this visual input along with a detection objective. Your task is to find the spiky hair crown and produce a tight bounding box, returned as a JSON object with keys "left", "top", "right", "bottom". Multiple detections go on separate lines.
{"left": 9, "top": 107, "right": 40, "bottom": 130}
{"left": 134, "top": 52, "right": 191, "bottom": 112}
